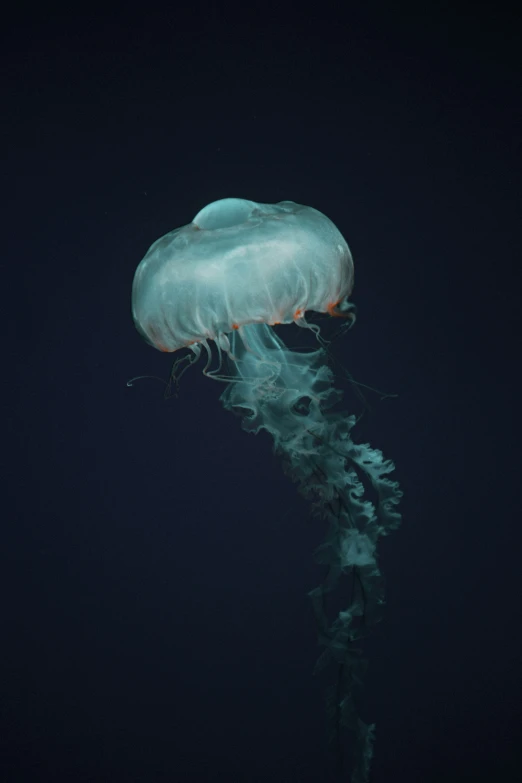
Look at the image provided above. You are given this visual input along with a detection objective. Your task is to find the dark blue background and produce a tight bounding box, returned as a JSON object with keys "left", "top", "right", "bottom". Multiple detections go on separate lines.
{"left": 3, "top": 6, "right": 521, "bottom": 782}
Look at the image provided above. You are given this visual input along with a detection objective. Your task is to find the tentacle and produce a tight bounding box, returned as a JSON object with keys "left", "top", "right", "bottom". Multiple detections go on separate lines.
{"left": 220, "top": 322, "right": 402, "bottom": 782}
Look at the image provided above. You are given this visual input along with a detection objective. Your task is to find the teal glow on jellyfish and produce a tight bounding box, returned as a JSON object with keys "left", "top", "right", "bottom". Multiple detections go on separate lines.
{"left": 132, "top": 198, "right": 402, "bottom": 782}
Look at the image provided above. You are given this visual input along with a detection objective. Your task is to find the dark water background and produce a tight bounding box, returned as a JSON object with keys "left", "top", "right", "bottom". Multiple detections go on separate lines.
{"left": 3, "top": 6, "right": 520, "bottom": 781}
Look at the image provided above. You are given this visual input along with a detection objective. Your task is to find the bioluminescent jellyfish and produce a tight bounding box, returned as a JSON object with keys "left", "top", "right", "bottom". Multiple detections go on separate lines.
{"left": 131, "top": 198, "right": 402, "bottom": 782}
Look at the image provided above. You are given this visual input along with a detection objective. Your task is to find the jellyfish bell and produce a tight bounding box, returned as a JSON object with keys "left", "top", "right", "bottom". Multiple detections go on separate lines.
{"left": 132, "top": 198, "right": 354, "bottom": 357}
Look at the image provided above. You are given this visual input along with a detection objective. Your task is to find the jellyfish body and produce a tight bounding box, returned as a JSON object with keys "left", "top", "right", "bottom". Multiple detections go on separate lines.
{"left": 132, "top": 198, "right": 402, "bottom": 782}
{"left": 132, "top": 198, "right": 354, "bottom": 354}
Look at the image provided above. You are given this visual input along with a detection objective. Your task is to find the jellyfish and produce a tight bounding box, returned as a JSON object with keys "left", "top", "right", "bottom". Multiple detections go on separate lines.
{"left": 131, "top": 198, "right": 402, "bottom": 782}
